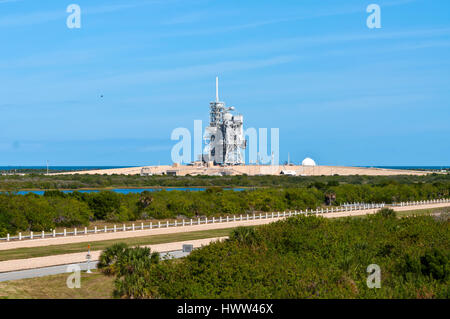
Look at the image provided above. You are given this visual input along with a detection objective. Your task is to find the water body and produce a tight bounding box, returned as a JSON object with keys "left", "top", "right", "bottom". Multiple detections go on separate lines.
{"left": 15, "top": 187, "right": 245, "bottom": 195}
{"left": 361, "top": 166, "right": 449, "bottom": 170}
{"left": 0, "top": 166, "right": 134, "bottom": 172}
{"left": 1, "top": 165, "right": 448, "bottom": 172}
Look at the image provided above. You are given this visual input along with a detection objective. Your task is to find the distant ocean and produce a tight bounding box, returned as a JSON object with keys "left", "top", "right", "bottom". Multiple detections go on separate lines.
{"left": 0, "top": 166, "right": 135, "bottom": 171}
{"left": 0, "top": 166, "right": 449, "bottom": 171}
{"left": 360, "top": 166, "right": 449, "bottom": 170}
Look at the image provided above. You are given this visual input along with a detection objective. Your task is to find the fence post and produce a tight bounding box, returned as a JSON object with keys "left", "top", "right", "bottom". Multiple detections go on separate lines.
{"left": 30, "top": 231, "right": 33, "bottom": 239}
{"left": 212, "top": 217, "right": 215, "bottom": 223}
{"left": 84, "top": 227, "right": 87, "bottom": 235}
{"left": 167, "top": 220, "right": 170, "bottom": 228}
{"left": 150, "top": 222, "right": 153, "bottom": 229}
{"left": 104, "top": 225, "right": 107, "bottom": 233}
{"left": 114, "top": 225, "right": 117, "bottom": 232}
{"left": 94, "top": 226, "right": 97, "bottom": 234}
{"left": 234, "top": 215, "right": 236, "bottom": 222}
{"left": 226, "top": 216, "right": 229, "bottom": 222}
{"left": 123, "top": 224, "right": 126, "bottom": 231}
{"left": 141, "top": 222, "right": 144, "bottom": 230}
{"left": 7, "top": 233, "right": 9, "bottom": 241}
{"left": 182, "top": 219, "right": 185, "bottom": 226}
{"left": 132, "top": 224, "right": 135, "bottom": 231}
{"left": 198, "top": 218, "right": 201, "bottom": 225}
{"left": 64, "top": 229, "right": 67, "bottom": 237}
{"left": 190, "top": 219, "right": 193, "bottom": 225}
{"left": 74, "top": 228, "right": 77, "bottom": 236}
{"left": 19, "top": 232, "right": 22, "bottom": 240}
{"left": 53, "top": 229, "right": 56, "bottom": 237}
{"left": 240, "top": 214, "right": 243, "bottom": 221}
{"left": 205, "top": 217, "right": 208, "bottom": 224}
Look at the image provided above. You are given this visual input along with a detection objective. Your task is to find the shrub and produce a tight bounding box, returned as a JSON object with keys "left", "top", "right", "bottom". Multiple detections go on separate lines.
{"left": 420, "top": 248, "right": 449, "bottom": 281}
{"left": 102, "top": 214, "right": 449, "bottom": 298}
{"left": 376, "top": 208, "right": 397, "bottom": 218}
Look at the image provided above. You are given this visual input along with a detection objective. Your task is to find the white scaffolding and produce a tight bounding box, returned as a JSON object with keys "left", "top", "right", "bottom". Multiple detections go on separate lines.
{"left": 204, "top": 77, "right": 246, "bottom": 165}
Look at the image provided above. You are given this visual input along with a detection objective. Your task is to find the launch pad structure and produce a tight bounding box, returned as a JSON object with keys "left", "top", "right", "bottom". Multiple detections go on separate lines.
{"left": 203, "top": 77, "right": 246, "bottom": 165}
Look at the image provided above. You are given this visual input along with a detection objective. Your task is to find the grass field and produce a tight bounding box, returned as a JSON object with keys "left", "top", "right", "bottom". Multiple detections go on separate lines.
{"left": 347, "top": 206, "right": 449, "bottom": 219}
{"left": 395, "top": 206, "right": 449, "bottom": 217}
{"left": 0, "top": 270, "right": 114, "bottom": 299}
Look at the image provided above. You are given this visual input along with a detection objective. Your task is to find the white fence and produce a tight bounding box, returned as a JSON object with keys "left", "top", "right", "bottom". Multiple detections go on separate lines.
{"left": 1, "top": 198, "right": 449, "bottom": 242}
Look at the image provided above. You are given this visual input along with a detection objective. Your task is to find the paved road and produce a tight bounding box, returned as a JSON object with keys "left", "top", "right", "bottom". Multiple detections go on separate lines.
{"left": 0, "top": 250, "right": 190, "bottom": 282}
{"left": 0, "top": 237, "right": 227, "bottom": 273}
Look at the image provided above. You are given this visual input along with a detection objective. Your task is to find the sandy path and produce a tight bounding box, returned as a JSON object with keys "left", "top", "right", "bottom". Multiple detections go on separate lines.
{"left": 0, "top": 217, "right": 287, "bottom": 251}
{"left": 52, "top": 164, "right": 429, "bottom": 176}
{"left": 1, "top": 202, "right": 448, "bottom": 251}
{"left": 0, "top": 237, "right": 227, "bottom": 272}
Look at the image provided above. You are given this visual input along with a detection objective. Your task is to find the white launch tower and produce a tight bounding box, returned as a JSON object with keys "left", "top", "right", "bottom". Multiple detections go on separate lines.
{"left": 203, "top": 77, "right": 246, "bottom": 165}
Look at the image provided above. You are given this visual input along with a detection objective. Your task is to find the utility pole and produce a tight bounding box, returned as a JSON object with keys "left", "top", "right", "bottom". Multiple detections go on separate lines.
{"left": 86, "top": 244, "right": 92, "bottom": 273}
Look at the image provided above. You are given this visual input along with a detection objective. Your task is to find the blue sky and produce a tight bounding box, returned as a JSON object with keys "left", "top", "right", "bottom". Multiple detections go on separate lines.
{"left": 0, "top": 0, "right": 449, "bottom": 166}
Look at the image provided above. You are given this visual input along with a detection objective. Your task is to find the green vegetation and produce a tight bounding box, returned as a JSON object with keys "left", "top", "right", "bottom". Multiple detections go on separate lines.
{"left": 0, "top": 228, "right": 233, "bottom": 261}
{"left": 1, "top": 173, "right": 450, "bottom": 191}
{"left": 97, "top": 244, "right": 161, "bottom": 298}
{"left": 99, "top": 211, "right": 450, "bottom": 299}
{"left": 1, "top": 178, "right": 449, "bottom": 236}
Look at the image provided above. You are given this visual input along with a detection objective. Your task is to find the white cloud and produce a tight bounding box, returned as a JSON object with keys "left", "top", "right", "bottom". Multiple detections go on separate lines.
{"left": 0, "top": 0, "right": 169, "bottom": 27}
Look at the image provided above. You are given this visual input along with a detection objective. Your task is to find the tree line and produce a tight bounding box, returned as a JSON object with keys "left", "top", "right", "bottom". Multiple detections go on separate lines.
{"left": 0, "top": 180, "right": 449, "bottom": 237}
{"left": 1, "top": 173, "right": 449, "bottom": 191}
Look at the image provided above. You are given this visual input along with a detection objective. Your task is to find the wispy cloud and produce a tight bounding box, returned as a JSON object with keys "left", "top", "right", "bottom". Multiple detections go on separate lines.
{"left": 135, "top": 26, "right": 450, "bottom": 65}
{"left": 157, "top": 0, "right": 420, "bottom": 38}
{"left": 0, "top": 0, "right": 168, "bottom": 27}
{"left": 0, "top": 0, "right": 22, "bottom": 4}
{"left": 96, "top": 55, "right": 298, "bottom": 87}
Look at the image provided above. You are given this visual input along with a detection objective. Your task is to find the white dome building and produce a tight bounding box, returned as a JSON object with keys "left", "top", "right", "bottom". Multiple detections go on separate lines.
{"left": 302, "top": 157, "right": 317, "bottom": 166}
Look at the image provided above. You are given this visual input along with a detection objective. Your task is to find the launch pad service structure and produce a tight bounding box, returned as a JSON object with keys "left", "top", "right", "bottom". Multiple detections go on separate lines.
{"left": 203, "top": 77, "right": 246, "bottom": 165}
